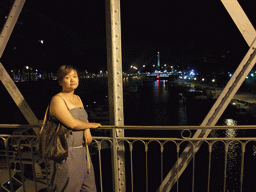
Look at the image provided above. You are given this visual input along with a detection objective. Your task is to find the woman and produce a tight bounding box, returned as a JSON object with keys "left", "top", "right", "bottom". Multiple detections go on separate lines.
{"left": 49, "top": 65, "right": 101, "bottom": 192}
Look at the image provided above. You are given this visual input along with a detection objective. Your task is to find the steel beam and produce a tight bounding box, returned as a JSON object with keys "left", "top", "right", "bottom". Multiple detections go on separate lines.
{"left": 0, "top": 0, "right": 26, "bottom": 58}
{"left": 158, "top": 1, "right": 256, "bottom": 191}
{"left": 106, "top": 0, "right": 126, "bottom": 191}
{"left": 0, "top": 63, "right": 38, "bottom": 129}
{"left": 221, "top": 0, "right": 256, "bottom": 47}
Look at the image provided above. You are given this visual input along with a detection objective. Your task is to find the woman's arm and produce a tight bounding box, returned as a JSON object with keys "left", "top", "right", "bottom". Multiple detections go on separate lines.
{"left": 83, "top": 129, "right": 92, "bottom": 145}
{"left": 50, "top": 95, "right": 101, "bottom": 130}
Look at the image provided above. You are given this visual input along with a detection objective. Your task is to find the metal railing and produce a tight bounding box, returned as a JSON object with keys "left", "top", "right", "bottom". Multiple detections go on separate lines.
{"left": 1, "top": 124, "right": 256, "bottom": 192}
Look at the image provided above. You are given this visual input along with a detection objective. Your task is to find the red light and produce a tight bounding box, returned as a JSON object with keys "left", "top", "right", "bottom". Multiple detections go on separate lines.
{"left": 156, "top": 75, "right": 160, "bottom": 79}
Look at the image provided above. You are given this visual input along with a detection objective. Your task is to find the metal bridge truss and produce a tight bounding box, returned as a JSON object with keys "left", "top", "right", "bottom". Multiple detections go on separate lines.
{"left": 0, "top": 0, "right": 256, "bottom": 191}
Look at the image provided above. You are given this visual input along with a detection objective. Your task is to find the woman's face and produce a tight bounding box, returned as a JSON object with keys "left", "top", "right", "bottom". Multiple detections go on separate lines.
{"left": 60, "top": 69, "right": 79, "bottom": 91}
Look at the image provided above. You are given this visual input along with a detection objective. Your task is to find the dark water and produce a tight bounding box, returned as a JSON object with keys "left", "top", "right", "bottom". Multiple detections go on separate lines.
{"left": 124, "top": 79, "right": 256, "bottom": 127}
{"left": 124, "top": 79, "right": 213, "bottom": 126}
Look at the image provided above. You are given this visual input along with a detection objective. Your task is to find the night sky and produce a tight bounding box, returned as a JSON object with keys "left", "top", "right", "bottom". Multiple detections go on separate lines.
{"left": 1, "top": 0, "right": 256, "bottom": 73}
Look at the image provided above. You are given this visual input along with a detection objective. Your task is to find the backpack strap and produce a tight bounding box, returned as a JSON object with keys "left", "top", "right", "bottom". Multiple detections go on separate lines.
{"left": 40, "top": 105, "right": 49, "bottom": 134}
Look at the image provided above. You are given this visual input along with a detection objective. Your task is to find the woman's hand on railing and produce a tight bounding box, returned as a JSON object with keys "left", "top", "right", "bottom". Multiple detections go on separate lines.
{"left": 89, "top": 122, "right": 101, "bottom": 129}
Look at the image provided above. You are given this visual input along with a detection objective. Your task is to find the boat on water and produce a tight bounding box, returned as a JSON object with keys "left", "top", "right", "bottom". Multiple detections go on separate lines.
{"left": 172, "top": 83, "right": 208, "bottom": 100}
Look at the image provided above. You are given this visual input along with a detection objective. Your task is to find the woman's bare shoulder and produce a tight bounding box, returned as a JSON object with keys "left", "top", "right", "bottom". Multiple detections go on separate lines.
{"left": 49, "top": 94, "right": 68, "bottom": 115}
{"left": 51, "top": 93, "right": 65, "bottom": 104}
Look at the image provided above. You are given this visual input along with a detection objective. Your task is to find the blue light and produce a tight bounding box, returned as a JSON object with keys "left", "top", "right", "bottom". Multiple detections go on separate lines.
{"left": 190, "top": 69, "right": 195, "bottom": 76}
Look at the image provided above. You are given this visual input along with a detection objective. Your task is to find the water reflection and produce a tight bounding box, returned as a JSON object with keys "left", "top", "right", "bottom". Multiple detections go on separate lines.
{"left": 177, "top": 95, "right": 187, "bottom": 125}
{"left": 153, "top": 80, "right": 169, "bottom": 103}
{"left": 152, "top": 80, "right": 170, "bottom": 125}
{"left": 225, "top": 119, "right": 241, "bottom": 191}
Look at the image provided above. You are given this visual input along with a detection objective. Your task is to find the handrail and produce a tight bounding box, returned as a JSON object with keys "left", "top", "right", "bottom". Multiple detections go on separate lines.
{"left": 1, "top": 124, "right": 256, "bottom": 130}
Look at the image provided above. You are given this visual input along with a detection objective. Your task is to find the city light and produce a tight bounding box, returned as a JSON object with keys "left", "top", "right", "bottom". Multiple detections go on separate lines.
{"left": 130, "top": 65, "right": 137, "bottom": 70}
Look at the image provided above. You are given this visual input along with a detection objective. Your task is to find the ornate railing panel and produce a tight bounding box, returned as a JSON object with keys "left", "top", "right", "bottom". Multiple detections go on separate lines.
{"left": 1, "top": 125, "right": 256, "bottom": 192}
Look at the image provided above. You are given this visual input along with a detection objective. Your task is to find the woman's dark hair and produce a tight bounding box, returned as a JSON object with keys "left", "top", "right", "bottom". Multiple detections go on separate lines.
{"left": 57, "top": 65, "right": 80, "bottom": 83}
